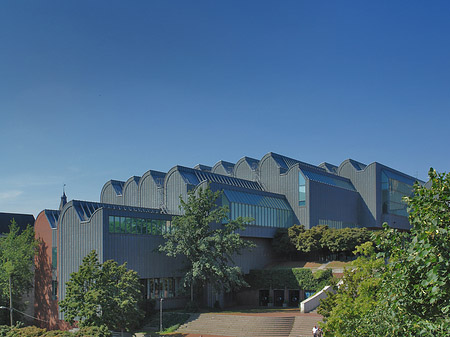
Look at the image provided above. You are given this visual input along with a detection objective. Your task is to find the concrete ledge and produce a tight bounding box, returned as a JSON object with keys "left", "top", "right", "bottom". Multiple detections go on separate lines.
{"left": 300, "top": 285, "right": 335, "bottom": 313}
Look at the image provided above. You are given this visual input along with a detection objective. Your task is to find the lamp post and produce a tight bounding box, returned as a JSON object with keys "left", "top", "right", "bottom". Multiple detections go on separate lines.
{"left": 159, "top": 297, "right": 164, "bottom": 332}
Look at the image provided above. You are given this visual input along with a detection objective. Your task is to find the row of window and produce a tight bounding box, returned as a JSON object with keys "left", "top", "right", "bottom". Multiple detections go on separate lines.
{"left": 108, "top": 216, "right": 171, "bottom": 235}
{"left": 140, "top": 277, "right": 178, "bottom": 299}
{"left": 229, "top": 203, "right": 294, "bottom": 228}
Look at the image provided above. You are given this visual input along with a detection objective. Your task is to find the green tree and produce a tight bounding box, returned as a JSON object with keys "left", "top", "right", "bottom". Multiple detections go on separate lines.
{"left": 320, "top": 242, "right": 385, "bottom": 336}
{"left": 59, "top": 250, "right": 143, "bottom": 332}
{"left": 0, "top": 220, "right": 38, "bottom": 325}
{"left": 159, "top": 185, "right": 255, "bottom": 302}
{"left": 374, "top": 169, "right": 450, "bottom": 335}
{"left": 320, "top": 169, "right": 450, "bottom": 336}
{"left": 295, "top": 225, "right": 329, "bottom": 256}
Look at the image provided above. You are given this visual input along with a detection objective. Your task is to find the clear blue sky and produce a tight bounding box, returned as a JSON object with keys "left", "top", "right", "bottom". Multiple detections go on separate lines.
{"left": 1, "top": 1, "right": 449, "bottom": 217}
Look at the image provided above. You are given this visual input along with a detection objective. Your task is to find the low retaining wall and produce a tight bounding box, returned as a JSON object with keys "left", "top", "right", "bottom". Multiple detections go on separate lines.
{"left": 300, "top": 285, "right": 335, "bottom": 313}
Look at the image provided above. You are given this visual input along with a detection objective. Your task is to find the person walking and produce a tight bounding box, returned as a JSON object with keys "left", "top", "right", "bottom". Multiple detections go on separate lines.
{"left": 312, "top": 325, "right": 318, "bottom": 337}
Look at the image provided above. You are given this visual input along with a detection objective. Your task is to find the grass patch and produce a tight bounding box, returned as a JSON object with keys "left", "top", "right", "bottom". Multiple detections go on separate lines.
{"left": 146, "top": 312, "right": 190, "bottom": 335}
{"left": 326, "top": 260, "right": 351, "bottom": 268}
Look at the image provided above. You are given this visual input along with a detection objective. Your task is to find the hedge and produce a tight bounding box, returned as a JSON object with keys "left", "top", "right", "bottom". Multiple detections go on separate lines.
{"left": 245, "top": 268, "right": 332, "bottom": 291}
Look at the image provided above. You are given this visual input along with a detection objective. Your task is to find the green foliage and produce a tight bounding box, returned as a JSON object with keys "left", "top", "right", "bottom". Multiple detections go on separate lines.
{"left": 59, "top": 250, "right": 144, "bottom": 332}
{"left": 159, "top": 185, "right": 256, "bottom": 302}
{"left": 0, "top": 220, "right": 38, "bottom": 325}
{"left": 295, "top": 225, "right": 328, "bottom": 254}
{"left": 321, "top": 169, "right": 450, "bottom": 336}
{"left": 147, "top": 312, "right": 190, "bottom": 332}
{"left": 0, "top": 325, "right": 11, "bottom": 337}
{"left": 42, "top": 330, "right": 74, "bottom": 337}
{"left": 272, "top": 225, "right": 304, "bottom": 257}
{"left": 320, "top": 242, "right": 385, "bottom": 336}
{"left": 138, "top": 298, "right": 156, "bottom": 319}
{"left": 245, "top": 268, "right": 333, "bottom": 292}
{"left": 74, "top": 325, "right": 111, "bottom": 337}
{"left": 7, "top": 325, "right": 47, "bottom": 336}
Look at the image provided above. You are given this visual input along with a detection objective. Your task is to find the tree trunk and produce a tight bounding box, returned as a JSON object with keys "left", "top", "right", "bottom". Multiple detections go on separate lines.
{"left": 190, "top": 282, "right": 194, "bottom": 302}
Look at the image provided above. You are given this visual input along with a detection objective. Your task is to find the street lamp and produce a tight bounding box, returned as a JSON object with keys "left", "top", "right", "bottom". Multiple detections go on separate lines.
{"left": 159, "top": 297, "right": 164, "bottom": 332}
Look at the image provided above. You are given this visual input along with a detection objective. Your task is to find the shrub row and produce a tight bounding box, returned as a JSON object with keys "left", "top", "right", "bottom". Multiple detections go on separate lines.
{"left": 245, "top": 268, "right": 333, "bottom": 291}
{"left": 0, "top": 325, "right": 111, "bottom": 337}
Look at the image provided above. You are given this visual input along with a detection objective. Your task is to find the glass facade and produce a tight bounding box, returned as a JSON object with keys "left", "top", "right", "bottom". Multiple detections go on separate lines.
{"left": 381, "top": 170, "right": 414, "bottom": 217}
{"left": 141, "top": 277, "right": 177, "bottom": 299}
{"left": 299, "top": 172, "right": 306, "bottom": 206}
{"left": 223, "top": 189, "right": 295, "bottom": 228}
{"left": 108, "top": 216, "right": 171, "bottom": 235}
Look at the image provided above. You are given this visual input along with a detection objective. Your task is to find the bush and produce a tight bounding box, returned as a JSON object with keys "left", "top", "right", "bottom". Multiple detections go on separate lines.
{"left": 0, "top": 326, "right": 11, "bottom": 337}
{"left": 245, "top": 268, "right": 334, "bottom": 292}
{"left": 8, "top": 326, "right": 47, "bottom": 336}
{"left": 42, "top": 330, "right": 74, "bottom": 337}
{"left": 74, "top": 326, "right": 111, "bottom": 337}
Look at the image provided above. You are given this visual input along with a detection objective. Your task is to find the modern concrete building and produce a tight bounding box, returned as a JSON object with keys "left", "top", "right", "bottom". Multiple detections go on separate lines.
{"left": 34, "top": 152, "right": 419, "bottom": 329}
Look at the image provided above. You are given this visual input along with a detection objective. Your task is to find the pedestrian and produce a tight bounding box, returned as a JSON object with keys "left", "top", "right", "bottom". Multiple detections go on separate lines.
{"left": 312, "top": 325, "right": 318, "bottom": 337}
{"left": 317, "top": 327, "right": 323, "bottom": 337}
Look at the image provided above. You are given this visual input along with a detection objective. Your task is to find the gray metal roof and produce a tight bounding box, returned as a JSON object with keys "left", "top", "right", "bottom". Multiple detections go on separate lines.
{"left": 177, "top": 166, "right": 263, "bottom": 190}
{"left": 214, "top": 160, "right": 235, "bottom": 174}
{"left": 319, "top": 162, "right": 338, "bottom": 174}
{"left": 243, "top": 157, "right": 259, "bottom": 171}
{"left": 348, "top": 159, "right": 367, "bottom": 171}
{"left": 193, "top": 164, "right": 212, "bottom": 172}
{"left": 111, "top": 180, "right": 125, "bottom": 196}
{"left": 71, "top": 200, "right": 161, "bottom": 222}
{"left": 301, "top": 168, "right": 356, "bottom": 191}
{"left": 44, "top": 209, "right": 60, "bottom": 229}
{"left": 149, "top": 170, "right": 166, "bottom": 187}
{"left": 270, "top": 152, "right": 325, "bottom": 173}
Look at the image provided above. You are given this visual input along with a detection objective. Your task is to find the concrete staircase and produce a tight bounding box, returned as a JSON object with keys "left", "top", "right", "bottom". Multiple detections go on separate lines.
{"left": 177, "top": 313, "right": 294, "bottom": 337}
{"left": 177, "top": 313, "right": 323, "bottom": 337}
{"left": 289, "top": 314, "right": 323, "bottom": 337}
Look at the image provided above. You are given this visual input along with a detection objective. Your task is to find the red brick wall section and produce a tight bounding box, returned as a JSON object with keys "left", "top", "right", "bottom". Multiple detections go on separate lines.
{"left": 34, "top": 211, "right": 61, "bottom": 330}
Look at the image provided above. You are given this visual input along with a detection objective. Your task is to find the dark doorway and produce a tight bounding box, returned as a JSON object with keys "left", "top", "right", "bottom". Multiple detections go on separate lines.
{"left": 288, "top": 290, "right": 300, "bottom": 307}
{"left": 274, "top": 290, "right": 284, "bottom": 307}
{"left": 259, "top": 289, "right": 269, "bottom": 306}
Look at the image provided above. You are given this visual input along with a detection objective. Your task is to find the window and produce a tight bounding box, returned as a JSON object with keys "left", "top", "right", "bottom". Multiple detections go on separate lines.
{"left": 108, "top": 216, "right": 170, "bottom": 236}
{"left": 299, "top": 172, "right": 306, "bottom": 206}
{"left": 51, "top": 280, "right": 58, "bottom": 300}
{"left": 381, "top": 170, "right": 414, "bottom": 217}
{"left": 145, "top": 277, "right": 176, "bottom": 299}
{"left": 52, "top": 247, "right": 57, "bottom": 270}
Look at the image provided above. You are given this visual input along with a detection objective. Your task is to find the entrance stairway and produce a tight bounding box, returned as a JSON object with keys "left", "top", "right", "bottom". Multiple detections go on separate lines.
{"left": 177, "top": 313, "right": 323, "bottom": 337}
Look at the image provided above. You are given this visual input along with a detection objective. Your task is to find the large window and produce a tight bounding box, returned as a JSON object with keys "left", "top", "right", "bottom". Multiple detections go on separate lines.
{"left": 141, "top": 277, "right": 177, "bottom": 299}
{"left": 381, "top": 170, "right": 414, "bottom": 217}
{"left": 108, "top": 216, "right": 171, "bottom": 235}
{"left": 223, "top": 189, "right": 295, "bottom": 228}
{"left": 299, "top": 172, "right": 306, "bottom": 206}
